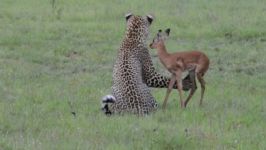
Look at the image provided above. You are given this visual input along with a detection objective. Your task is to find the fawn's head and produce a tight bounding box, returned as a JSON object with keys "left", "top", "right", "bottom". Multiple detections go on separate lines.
{"left": 149, "top": 28, "right": 170, "bottom": 49}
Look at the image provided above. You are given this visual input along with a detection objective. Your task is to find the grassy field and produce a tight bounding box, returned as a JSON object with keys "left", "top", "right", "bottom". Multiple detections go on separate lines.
{"left": 0, "top": 0, "right": 266, "bottom": 149}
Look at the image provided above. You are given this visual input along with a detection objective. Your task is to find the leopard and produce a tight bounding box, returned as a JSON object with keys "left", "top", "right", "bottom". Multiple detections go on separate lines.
{"left": 101, "top": 13, "right": 193, "bottom": 115}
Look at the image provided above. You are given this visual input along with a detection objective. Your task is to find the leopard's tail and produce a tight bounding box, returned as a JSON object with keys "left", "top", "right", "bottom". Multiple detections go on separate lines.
{"left": 101, "top": 95, "right": 116, "bottom": 115}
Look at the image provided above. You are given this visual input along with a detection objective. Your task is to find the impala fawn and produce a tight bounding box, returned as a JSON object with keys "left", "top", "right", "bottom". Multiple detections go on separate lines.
{"left": 149, "top": 29, "right": 209, "bottom": 109}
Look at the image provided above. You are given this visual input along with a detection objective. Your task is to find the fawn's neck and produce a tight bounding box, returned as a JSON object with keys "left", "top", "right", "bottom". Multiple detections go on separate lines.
{"left": 156, "top": 41, "right": 170, "bottom": 60}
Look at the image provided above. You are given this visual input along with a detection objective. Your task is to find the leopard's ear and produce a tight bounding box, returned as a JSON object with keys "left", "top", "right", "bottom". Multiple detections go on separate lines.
{"left": 146, "top": 14, "right": 154, "bottom": 24}
{"left": 125, "top": 13, "right": 133, "bottom": 21}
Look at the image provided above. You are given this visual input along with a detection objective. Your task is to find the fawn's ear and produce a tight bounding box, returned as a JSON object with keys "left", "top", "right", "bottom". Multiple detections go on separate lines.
{"left": 165, "top": 28, "right": 170, "bottom": 36}
{"left": 146, "top": 14, "right": 154, "bottom": 24}
{"left": 125, "top": 13, "right": 133, "bottom": 21}
{"left": 157, "top": 29, "right": 162, "bottom": 37}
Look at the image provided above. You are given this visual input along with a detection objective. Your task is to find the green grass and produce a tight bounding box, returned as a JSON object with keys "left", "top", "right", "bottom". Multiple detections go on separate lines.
{"left": 0, "top": 0, "right": 266, "bottom": 149}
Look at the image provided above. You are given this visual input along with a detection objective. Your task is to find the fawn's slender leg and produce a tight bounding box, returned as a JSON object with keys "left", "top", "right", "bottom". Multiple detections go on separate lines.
{"left": 197, "top": 73, "right": 205, "bottom": 106}
{"left": 176, "top": 71, "right": 184, "bottom": 108}
{"left": 184, "top": 71, "right": 197, "bottom": 107}
{"left": 162, "top": 74, "right": 176, "bottom": 110}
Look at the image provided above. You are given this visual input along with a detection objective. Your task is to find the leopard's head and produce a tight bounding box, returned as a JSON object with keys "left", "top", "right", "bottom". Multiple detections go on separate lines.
{"left": 124, "top": 13, "right": 154, "bottom": 43}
